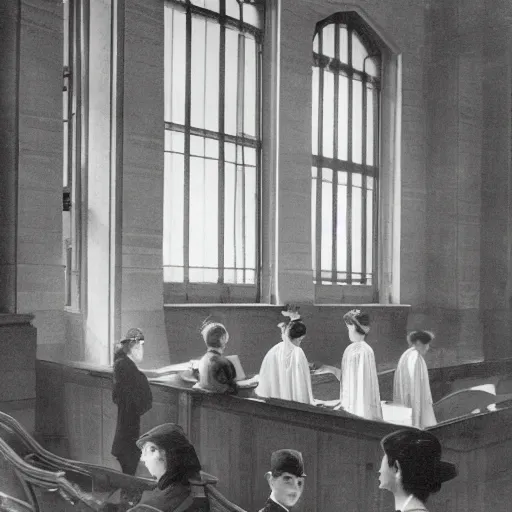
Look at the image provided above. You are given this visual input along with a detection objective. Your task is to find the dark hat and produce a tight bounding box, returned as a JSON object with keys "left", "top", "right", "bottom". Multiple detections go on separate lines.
{"left": 270, "top": 449, "right": 306, "bottom": 478}
{"left": 136, "top": 423, "right": 188, "bottom": 451}
{"left": 121, "top": 327, "right": 144, "bottom": 344}
{"left": 136, "top": 423, "right": 202, "bottom": 482}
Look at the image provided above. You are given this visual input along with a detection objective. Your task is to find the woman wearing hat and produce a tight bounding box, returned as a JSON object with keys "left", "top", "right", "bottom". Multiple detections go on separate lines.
{"left": 111, "top": 328, "right": 153, "bottom": 475}
{"left": 130, "top": 423, "right": 209, "bottom": 512}
{"left": 378, "top": 429, "right": 457, "bottom": 511}
{"left": 255, "top": 306, "right": 315, "bottom": 405}
{"left": 340, "top": 309, "right": 382, "bottom": 420}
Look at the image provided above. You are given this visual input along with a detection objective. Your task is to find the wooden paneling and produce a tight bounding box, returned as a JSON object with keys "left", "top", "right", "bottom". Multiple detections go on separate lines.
{"left": 36, "top": 359, "right": 512, "bottom": 512}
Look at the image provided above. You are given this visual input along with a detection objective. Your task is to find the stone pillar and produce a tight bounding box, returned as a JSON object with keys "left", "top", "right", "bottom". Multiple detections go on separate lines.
{"left": 0, "top": 0, "right": 19, "bottom": 314}
{"left": 424, "top": 0, "right": 484, "bottom": 366}
{"left": 276, "top": 0, "right": 317, "bottom": 304}
{"left": 85, "top": 0, "right": 167, "bottom": 366}
{"left": 17, "top": 0, "right": 64, "bottom": 345}
{"left": 480, "top": 0, "right": 512, "bottom": 360}
{"left": 0, "top": 0, "right": 42, "bottom": 432}
{"left": 120, "top": 0, "right": 167, "bottom": 367}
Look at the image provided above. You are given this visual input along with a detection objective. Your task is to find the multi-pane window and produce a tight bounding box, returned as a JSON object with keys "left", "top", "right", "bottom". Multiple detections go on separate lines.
{"left": 163, "top": 0, "right": 262, "bottom": 288}
{"left": 312, "top": 13, "right": 380, "bottom": 286}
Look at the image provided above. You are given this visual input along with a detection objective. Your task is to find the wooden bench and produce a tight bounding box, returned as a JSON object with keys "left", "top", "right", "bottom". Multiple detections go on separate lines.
{"left": 433, "top": 389, "right": 497, "bottom": 423}
{"left": 0, "top": 411, "right": 246, "bottom": 512}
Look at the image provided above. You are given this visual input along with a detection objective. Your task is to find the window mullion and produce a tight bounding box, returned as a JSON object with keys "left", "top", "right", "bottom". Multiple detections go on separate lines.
{"left": 315, "top": 31, "right": 324, "bottom": 284}
{"left": 331, "top": 23, "right": 340, "bottom": 285}
{"left": 362, "top": 74, "right": 368, "bottom": 284}
{"left": 184, "top": 5, "right": 192, "bottom": 284}
{"left": 218, "top": 2, "right": 226, "bottom": 284}
{"left": 236, "top": 34, "right": 247, "bottom": 284}
{"left": 346, "top": 29, "right": 353, "bottom": 284}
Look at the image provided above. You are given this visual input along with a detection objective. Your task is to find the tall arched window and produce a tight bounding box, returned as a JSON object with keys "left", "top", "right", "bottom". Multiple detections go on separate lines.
{"left": 312, "top": 13, "right": 381, "bottom": 294}
{"left": 164, "top": 0, "right": 263, "bottom": 302}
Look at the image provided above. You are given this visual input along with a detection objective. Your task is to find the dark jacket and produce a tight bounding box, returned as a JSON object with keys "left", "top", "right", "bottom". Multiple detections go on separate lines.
{"left": 133, "top": 472, "right": 209, "bottom": 512}
{"left": 197, "top": 351, "right": 238, "bottom": 395}
{"left": 258, "top": 498, "right": 288, "bottom": 512}
{"left": 111, "top": 354, "right": 153, "bottom": 457}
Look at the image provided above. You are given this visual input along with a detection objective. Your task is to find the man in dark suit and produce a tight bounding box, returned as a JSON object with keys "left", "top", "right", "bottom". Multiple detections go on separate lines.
{"left": 258, "top": 449, "right": 306, "bottom": 512}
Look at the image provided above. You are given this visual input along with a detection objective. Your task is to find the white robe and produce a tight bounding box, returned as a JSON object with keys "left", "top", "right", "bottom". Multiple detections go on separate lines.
{"left": 255, "top": 339, "right": 314, "bottom": 405}
{"left": 340, "top": 341, "right": 382, "bottom": 420}
{"left": 393, "top": 347, "right": 436, "bottom": 429}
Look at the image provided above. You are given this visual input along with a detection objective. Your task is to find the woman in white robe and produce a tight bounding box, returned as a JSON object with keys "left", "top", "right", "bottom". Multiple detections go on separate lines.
{"left": 393, "top": 331, "right": 436, "bottom": 429}
{"left": 255, "top": 308, "right": 314, "bottom": 405}
{"left": 340, "top": 309, "right": 382, "bottom": 420}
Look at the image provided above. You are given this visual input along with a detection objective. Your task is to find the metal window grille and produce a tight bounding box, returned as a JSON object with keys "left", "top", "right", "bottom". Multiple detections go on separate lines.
{"left": 163, "top": 0, "right": 263, "bottom": 286}
{"left": 312, "top": 13, "right": 381, "bottom": 286}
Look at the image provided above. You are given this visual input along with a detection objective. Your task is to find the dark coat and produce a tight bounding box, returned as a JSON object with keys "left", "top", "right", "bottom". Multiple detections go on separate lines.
{"left": 258, "top": 498, "right": 288, "bottom": 512}
{"left": 111, "top": 354, "right": 153, "bottom": 458}
{"left": 133, "top": 472, "right": 209, "bottom": 512}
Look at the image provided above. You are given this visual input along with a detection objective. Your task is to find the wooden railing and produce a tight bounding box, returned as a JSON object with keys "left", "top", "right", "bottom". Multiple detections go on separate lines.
{"left": 35, "top": 357, "right": 512, "bottom": 512}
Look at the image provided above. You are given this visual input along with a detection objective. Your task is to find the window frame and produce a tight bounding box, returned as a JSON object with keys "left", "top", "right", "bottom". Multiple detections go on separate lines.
{"left": 163, "top": 0, "right": 264, "bottom": 304}
{"left": 312, "top": 11, "right": 382, "bottom": 304}
{"left": 62, "top": 0, "right": 89, "bottom": 313}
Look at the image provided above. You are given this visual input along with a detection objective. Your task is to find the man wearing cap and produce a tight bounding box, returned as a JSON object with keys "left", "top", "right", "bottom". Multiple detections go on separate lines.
{"left": 259, "top": 449, "right": 306, "bottom": 512}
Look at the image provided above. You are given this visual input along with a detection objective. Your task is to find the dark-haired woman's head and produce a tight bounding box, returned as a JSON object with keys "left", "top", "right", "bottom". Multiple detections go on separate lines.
{"left": 201, "top": 322, "right": 229, "bottom": 350}
{"left": 379, "top": 429, "right": 457, "bottom": 503}
{"left": 407, "top": 330, "right": 434, "bottom": 356}
{"left": 137, "top": 423, "right": 201, "bottom": 483}
{"left": 287, "top": 320, "right": 307, "bottom": 342}
{"left": 343, "top": 309, "right": 370, "bottom": 341}
{"left": 113, "top": 327, "right": 145, "bottom": 363}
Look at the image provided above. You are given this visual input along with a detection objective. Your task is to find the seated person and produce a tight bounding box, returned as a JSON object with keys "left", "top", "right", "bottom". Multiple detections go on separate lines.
{"left": 255, "top": 306, "right": 314, "bottom": 405}
{"left": 393, "top": 331, "right": 437, "bottom": 429}
{"left": 378, "top": 429, "right": 457, "bottom": 512}
{"left": 193, "top": 322, "right": 238, "bottom": 395}
{"left": 340, "top": 309, "right": 382, "bottom": 420}
{"left": 259, "top": 449, "right": 306, "bottom": 512}
{"left": 129, "top": 423, "right": 209, "bottom": 512}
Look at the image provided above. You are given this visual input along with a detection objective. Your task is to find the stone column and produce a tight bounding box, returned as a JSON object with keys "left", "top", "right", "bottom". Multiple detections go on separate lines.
{"left": 119, "top": 0, "right": 168, "bottom": 367}
{"left": 480, "top": 0, "right": 512, "bottom": 360}
{"left": 85, "top": 0, "right": 167, "bottom": 366}
{"left": 0, "top": 0, "right": 19, "bottom": 314}
{"left": 424, "top": 0, "right": 484, "bottom": 366}
{"left": 276, "top": 0, "right": 316, "bottom": 304}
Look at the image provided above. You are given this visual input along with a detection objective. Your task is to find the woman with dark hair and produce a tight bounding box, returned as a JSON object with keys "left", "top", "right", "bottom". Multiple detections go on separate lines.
{"left": 340, "top": 309, "right": 382, "bottom": 420}
{"left": 111, "top": 328, "right": 153, "bottom": 475}
{"left": 131, "top": 423, "right": 209, "bottom": 512}
{"left": 193, "top": 322, "right": 238, "bottom": 395}
{"left": 255, "top": 305, "right": 315, "bottom": 405}
{"left": 393, "top": 331, "right": 437, "bottom": 429}
{"left": 378, "top": 429, "right": 457, "bottom": 511}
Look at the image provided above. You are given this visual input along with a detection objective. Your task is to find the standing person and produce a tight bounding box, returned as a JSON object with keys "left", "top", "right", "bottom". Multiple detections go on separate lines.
{"left": 112, "top": 328, "right": 153, "bottom": 475}
{"left": 378, "top": 429, "right": 457, "bottom": 512}
{"left": 393, "top": 331, "right": 437, "bottom": 429}
{"left": 194, "top": 321, "right": 238, "bottom": 395}
{"left": 255, "top": 306, "right": 314, "bottom": 405}
{"left": 340, "top": 309, "right": 382, "bottom": 420}
{"left": 258, "top": 449, "right": 306, "bottom": 512}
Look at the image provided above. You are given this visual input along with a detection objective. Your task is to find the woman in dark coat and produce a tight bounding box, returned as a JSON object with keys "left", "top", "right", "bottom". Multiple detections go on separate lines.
{"left": 111, "top": 328, "right": 153, "bottom": 475}
{"left": 129, "top": 423, "right": 209, "bottom": 512}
